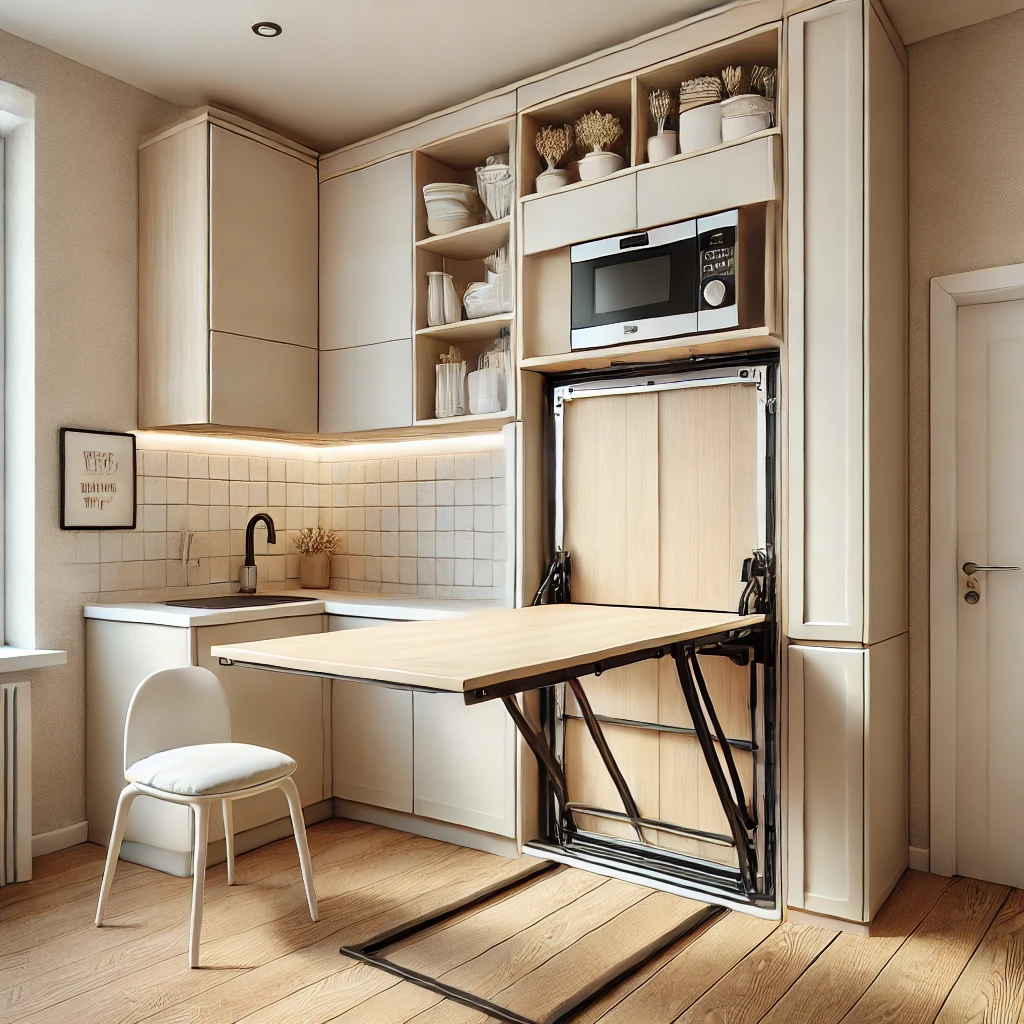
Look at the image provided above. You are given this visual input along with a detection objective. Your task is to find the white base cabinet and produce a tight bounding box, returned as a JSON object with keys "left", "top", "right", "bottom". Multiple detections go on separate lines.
{"left": 86, "top": 614, "right": 327, "bottom": 876}
{"left": 788, "top": 635, "right": 908, "bottom": 924}
{"left": 329, "top": 615, "right": 516, "bottom": 839}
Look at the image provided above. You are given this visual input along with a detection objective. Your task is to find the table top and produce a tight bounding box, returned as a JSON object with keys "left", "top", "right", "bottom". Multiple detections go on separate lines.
{"left": 210, "top": 603, "right": 765, "bottom": 694}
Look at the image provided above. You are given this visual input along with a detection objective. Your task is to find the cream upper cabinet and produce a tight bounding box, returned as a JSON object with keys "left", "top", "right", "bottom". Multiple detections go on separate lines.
{"left": 521, "top": 174, "right": 636, "bottom": 255}
{"left": 138, "top": 109, "right": 319, "bottom": 433}
{"left": 209, "top": 125, "right": 318, "bottom": 348}
{"left": 785, "top": 0, "right": 907, "bottom": 645}
{"left": 319, "top": 154, "right": 414, "bottom": 351}
{"left": 319, "top": 339, "right": 413, "bottom": 434}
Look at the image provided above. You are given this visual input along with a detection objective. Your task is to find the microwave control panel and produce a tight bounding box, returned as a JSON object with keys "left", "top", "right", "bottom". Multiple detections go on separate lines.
{"left": 699, "top": 223, "right": 737, "bottom": 310}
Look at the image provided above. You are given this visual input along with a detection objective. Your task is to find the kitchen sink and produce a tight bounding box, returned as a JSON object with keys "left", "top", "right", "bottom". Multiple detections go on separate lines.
{"left": 164, "top": 596, "right": 319, "bottom": 610}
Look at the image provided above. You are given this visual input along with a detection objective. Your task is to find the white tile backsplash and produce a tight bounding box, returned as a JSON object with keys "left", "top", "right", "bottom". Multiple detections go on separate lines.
{"left": 75, "top": 438, "right": 510, "bottom": 603}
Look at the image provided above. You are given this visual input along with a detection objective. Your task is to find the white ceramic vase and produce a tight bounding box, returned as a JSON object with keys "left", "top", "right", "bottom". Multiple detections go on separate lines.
{"left": 577, "top": 150, "right": 625, "bottom": 181}
{"left": 536, "top": 167, "right": 571, "bottom": 193}
{"left": 647, "top": 130, "right": 677, "bottom": 163}
{"left": 678, "top": 102, "right": 722, "bottom": 155}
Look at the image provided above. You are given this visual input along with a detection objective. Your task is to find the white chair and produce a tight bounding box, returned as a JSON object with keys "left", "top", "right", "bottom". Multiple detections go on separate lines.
{"left": 94, "top": 666, "right": 318, "bottom": 967}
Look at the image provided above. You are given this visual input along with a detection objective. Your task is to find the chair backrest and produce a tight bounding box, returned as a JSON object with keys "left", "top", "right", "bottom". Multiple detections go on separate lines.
{"left": 124, "top": 666, "right": 231, "bottom": 772}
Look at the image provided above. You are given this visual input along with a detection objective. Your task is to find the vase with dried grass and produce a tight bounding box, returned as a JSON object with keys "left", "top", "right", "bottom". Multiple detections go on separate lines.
{"left": 574, "top": 110, "right": 625, "bottom": 181}
{"left": 295, "top": 526, "right": 338, "bottom": 589}
{"left": 534, "top": 123, "right": 574, "bottom": 193}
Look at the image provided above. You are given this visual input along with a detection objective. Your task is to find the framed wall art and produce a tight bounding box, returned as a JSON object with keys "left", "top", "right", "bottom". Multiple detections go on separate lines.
{"left": 59, "top": 428, "right": 137, "bottom": 530}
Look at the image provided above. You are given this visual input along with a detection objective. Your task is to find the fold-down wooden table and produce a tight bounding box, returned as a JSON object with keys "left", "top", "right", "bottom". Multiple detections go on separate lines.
{"left": 212, "top": 602, "right": 768, "bottom": 1024}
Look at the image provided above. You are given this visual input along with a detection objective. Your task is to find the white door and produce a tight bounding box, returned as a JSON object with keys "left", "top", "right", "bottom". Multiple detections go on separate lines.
{"left": 956, "top": 299, "right": 1024, "bottom": 888}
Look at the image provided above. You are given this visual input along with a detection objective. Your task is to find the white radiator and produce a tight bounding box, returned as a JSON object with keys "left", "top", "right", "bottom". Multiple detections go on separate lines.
{"left": 0, "top": 680, "right": 31, "bottom": 885}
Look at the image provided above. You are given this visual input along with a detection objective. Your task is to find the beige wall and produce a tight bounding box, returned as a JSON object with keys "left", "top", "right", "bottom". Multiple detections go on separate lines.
{"left": 907, "top": 9, "right": 1024, "bottom": 852}
{"left": 0, "top": 30, "right": 182, "bottom": 833}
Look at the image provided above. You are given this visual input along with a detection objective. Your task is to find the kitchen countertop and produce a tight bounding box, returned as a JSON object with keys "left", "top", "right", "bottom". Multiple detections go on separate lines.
{"left": 83, "top": 590, "right": 505, "bottom": 627}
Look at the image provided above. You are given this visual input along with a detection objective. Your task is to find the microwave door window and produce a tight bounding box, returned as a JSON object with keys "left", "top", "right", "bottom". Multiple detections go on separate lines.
{"left": 594, "top": 255, "right": 671, "bottom": 314}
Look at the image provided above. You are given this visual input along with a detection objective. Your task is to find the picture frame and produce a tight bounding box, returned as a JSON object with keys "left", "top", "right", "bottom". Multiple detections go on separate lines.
{"left": 59, "top": 428, "right": 137, "bottom": 530}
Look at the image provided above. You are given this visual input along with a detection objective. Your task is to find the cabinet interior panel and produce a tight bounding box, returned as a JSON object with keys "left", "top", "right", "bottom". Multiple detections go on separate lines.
{"left": 658, "top": 383, "right": 759, "bottom": 611}
{"left": 562, "top": 391, "right": 660, "bottom": 606}
{"left": 138, "top": 122, "right": 209, "bottom": 428}
{"left": 567, "top": 662, "right": 660, "bottom": 724}
{"left": 657, "top": 656, "right": 751, "bottom": 740}
{"left": 564, "top": 719, "right": 659, "bottom": 842}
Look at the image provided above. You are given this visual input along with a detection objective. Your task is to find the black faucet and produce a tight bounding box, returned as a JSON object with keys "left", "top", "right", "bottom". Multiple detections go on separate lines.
{"left": 239, "top": 513, "right": 277, "bottom": 593}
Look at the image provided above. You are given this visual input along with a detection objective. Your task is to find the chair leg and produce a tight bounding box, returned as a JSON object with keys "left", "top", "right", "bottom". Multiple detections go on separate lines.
{"left": 280, "top": 777, "right": 318, "bottom": 922}
{"left": 189, "top": 801, "right": 210, "bottom": 968}
{"left": 95, "top": 784, "right": 139, "bottom": 926}
{"left": 222, "top": 798, "right": 235, "bottom": 885}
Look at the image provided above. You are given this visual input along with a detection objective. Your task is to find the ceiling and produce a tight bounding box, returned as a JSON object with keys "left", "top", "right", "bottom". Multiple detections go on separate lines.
{"left": 0, "top": 0, "right": 721, "bottom": 151}
{"left": 2, "top": 0, "right": 1023, "bottom": 152}
{"left": 882, "top": 0, "right": 1024, "bottom": 44}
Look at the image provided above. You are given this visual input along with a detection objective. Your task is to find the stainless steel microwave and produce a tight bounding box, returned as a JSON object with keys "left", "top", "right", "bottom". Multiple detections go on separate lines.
{"left": 569, "top": 207, "right": 766, "bottom": 350}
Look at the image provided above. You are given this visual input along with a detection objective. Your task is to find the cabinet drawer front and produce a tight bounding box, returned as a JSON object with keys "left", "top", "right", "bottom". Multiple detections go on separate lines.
{"left": 320, "top": 154, "right": 413, "bottom": 351}
{"left": 788, "top": 644, "right": 865, "bottom": 921}
{"left": 786, "top": 0, "right": 865, "bottom": 642}
{"left": 319, "top": 339, "right": 413, "bottom": 433}
{"left": 636, "top": 135, "right": 781, "bottom": 230}
{"left": 210, "top": 332, "right": 318, "bottom": 433}
{"left": 522, "top": 175, "right": 636, "bottom": 255}
{"left": 210, "top": 125, "right": 319, "bottom": 349}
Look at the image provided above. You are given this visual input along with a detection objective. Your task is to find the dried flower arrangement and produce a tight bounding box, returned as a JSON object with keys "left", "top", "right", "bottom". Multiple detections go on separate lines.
{"left": 649, "top": 89, "right": 674, "bottom": 134}
{"left": 294, "top": 526, "right": 339, "bottom": 556}
{"left": 750, "top": 65, "right": 777, "bottom": 102}
{"left": 574, "top": 110, "right": 623, "bottom": 154}
{"left": 679, "top": 75, "right": 723, "bottom": 113}
{"left": 721, "top": 65, "right": 746, "bottom": 98}
{"left": 534, "top": 124, "right": 574, "bottom": 170}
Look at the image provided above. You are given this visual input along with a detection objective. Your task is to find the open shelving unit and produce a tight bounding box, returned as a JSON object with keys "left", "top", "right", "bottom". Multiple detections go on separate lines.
{"left": 411, "top": 117, "right": 517, "bottom": 429}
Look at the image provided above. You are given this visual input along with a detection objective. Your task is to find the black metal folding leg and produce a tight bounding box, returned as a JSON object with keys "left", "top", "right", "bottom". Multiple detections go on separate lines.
{"left": 672, "top": 641, "right": 759, "bottom": 893}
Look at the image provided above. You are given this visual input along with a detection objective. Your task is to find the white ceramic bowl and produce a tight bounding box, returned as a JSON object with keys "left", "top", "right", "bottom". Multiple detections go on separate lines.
{"left": 721, "top": 95, "right": 773, "bottom": 142}
{"left": 426, "top": 208, "right": 478, "bottom": 235}
{"left": 535, "top": 168, "right": 570, "bottom": 193}
{"left": 577, "top": 151, "right": 625, "bottom": 181}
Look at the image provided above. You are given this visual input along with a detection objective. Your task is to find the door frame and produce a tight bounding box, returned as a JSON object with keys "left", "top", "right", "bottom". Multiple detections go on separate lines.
{"left": 929, "top": 261, "right": 1024, "bottom": 876}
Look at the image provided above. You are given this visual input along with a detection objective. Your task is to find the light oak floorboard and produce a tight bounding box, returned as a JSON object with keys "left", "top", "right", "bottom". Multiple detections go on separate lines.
{"left": 840, "top": 877, "right": 1010, "bottom": 1024}
{"left": 238, "top": 867, "right": 607, "bottom": 1024}
{"left": 595, "top": 909, "right": 778, "bottom": 1022}
{"left": 934, "top": 887, "right": 1024, "bottom": 1023}
{"left": 0, "top": 823, "right": 408, "bottom": 1021}
{"left": 760, "top": 870, "right": 957, "bottom": 1024}
{"left": 675, "top": 922, "right": 836, "bottom": 1024}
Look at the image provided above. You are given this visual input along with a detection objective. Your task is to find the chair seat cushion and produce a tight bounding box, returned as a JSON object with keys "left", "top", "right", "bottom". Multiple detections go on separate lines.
{"left": 126, "top": 743, "right": 296, "bottom": 796}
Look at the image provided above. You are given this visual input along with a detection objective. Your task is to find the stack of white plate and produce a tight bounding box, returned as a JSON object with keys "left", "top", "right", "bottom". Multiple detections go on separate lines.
{"left": 423, "top": 183, "right": 484, "bottom": 235}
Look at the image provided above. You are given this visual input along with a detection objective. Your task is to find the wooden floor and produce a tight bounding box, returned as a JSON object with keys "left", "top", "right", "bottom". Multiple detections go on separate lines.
{"left": 2, "top": 819, "right": 1022, "bottom": 1024}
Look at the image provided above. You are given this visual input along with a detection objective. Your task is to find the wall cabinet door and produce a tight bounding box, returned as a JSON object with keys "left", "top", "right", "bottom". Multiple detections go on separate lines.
{"left": 788, "top": 636, "right": 907, "bottom": 923}
{"left": 320, "top": 154, "right": 413, "bottom": 351}
{"left": 521, "top": 174, "right": 636, "bottom": 255}
{"left": 328, "top": 616, "right": 413, "bottom": 813}
{"left": 320, "top": 339, "right": 413, "bottom": 433}
{"left": 210, "top": 332, "right": 318, "bottom": 433}
{"left": 196, "top": 615, "right": 326, "bottom": 840}
{"left": 786, "top": 0, "right": 865, "bottom": 643}
{"left": 210, "top": 125, "right": 319, "bottom": 349}
{"left": 413, "top": 692, "right": 517, "bottom": 837}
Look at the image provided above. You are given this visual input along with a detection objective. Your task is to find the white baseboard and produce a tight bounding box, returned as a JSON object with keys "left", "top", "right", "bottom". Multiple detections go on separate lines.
{"left": 908, "top": 845, "right": 930, "bottom": 872}
{"left": 32, "top": 821, "right": 89, "bottom": 858}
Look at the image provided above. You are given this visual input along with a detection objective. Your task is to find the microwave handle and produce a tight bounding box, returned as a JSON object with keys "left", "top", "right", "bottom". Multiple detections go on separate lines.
{"left": 619, "top": 232, "right": 649, "bottom": 250}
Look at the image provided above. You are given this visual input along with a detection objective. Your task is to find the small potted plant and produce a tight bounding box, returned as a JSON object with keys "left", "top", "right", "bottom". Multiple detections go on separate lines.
{"left": 534, "top": 123, "right": 574, "bottom": 193}
{"left": 294, "top": 526, "right": 338, "bottom": 589}
{"left": 647, "top": 88, "right": 677, "bottom": 163}
{"left": 574, "top": 111, "right": 625, "bottom": 181}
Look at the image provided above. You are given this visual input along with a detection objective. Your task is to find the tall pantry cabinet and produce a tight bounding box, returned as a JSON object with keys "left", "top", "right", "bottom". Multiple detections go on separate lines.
{"left": 785, "top": 0, "right": 909, "bottom": 927}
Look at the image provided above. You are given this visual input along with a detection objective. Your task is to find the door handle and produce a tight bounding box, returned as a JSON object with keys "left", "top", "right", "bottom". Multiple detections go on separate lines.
{"left": 962, "top": 562, "right": 1021, "bottom": 575}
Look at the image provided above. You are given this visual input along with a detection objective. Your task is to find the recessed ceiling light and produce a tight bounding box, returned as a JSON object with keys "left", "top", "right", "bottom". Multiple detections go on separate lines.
{"left": 251, "top": 21, "right": 282, "bottom": 37}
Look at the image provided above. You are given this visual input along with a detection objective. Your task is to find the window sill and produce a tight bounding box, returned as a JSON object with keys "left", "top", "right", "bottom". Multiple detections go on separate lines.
{"left": 0, "top": 648, "right": 67, "bottom": 672}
